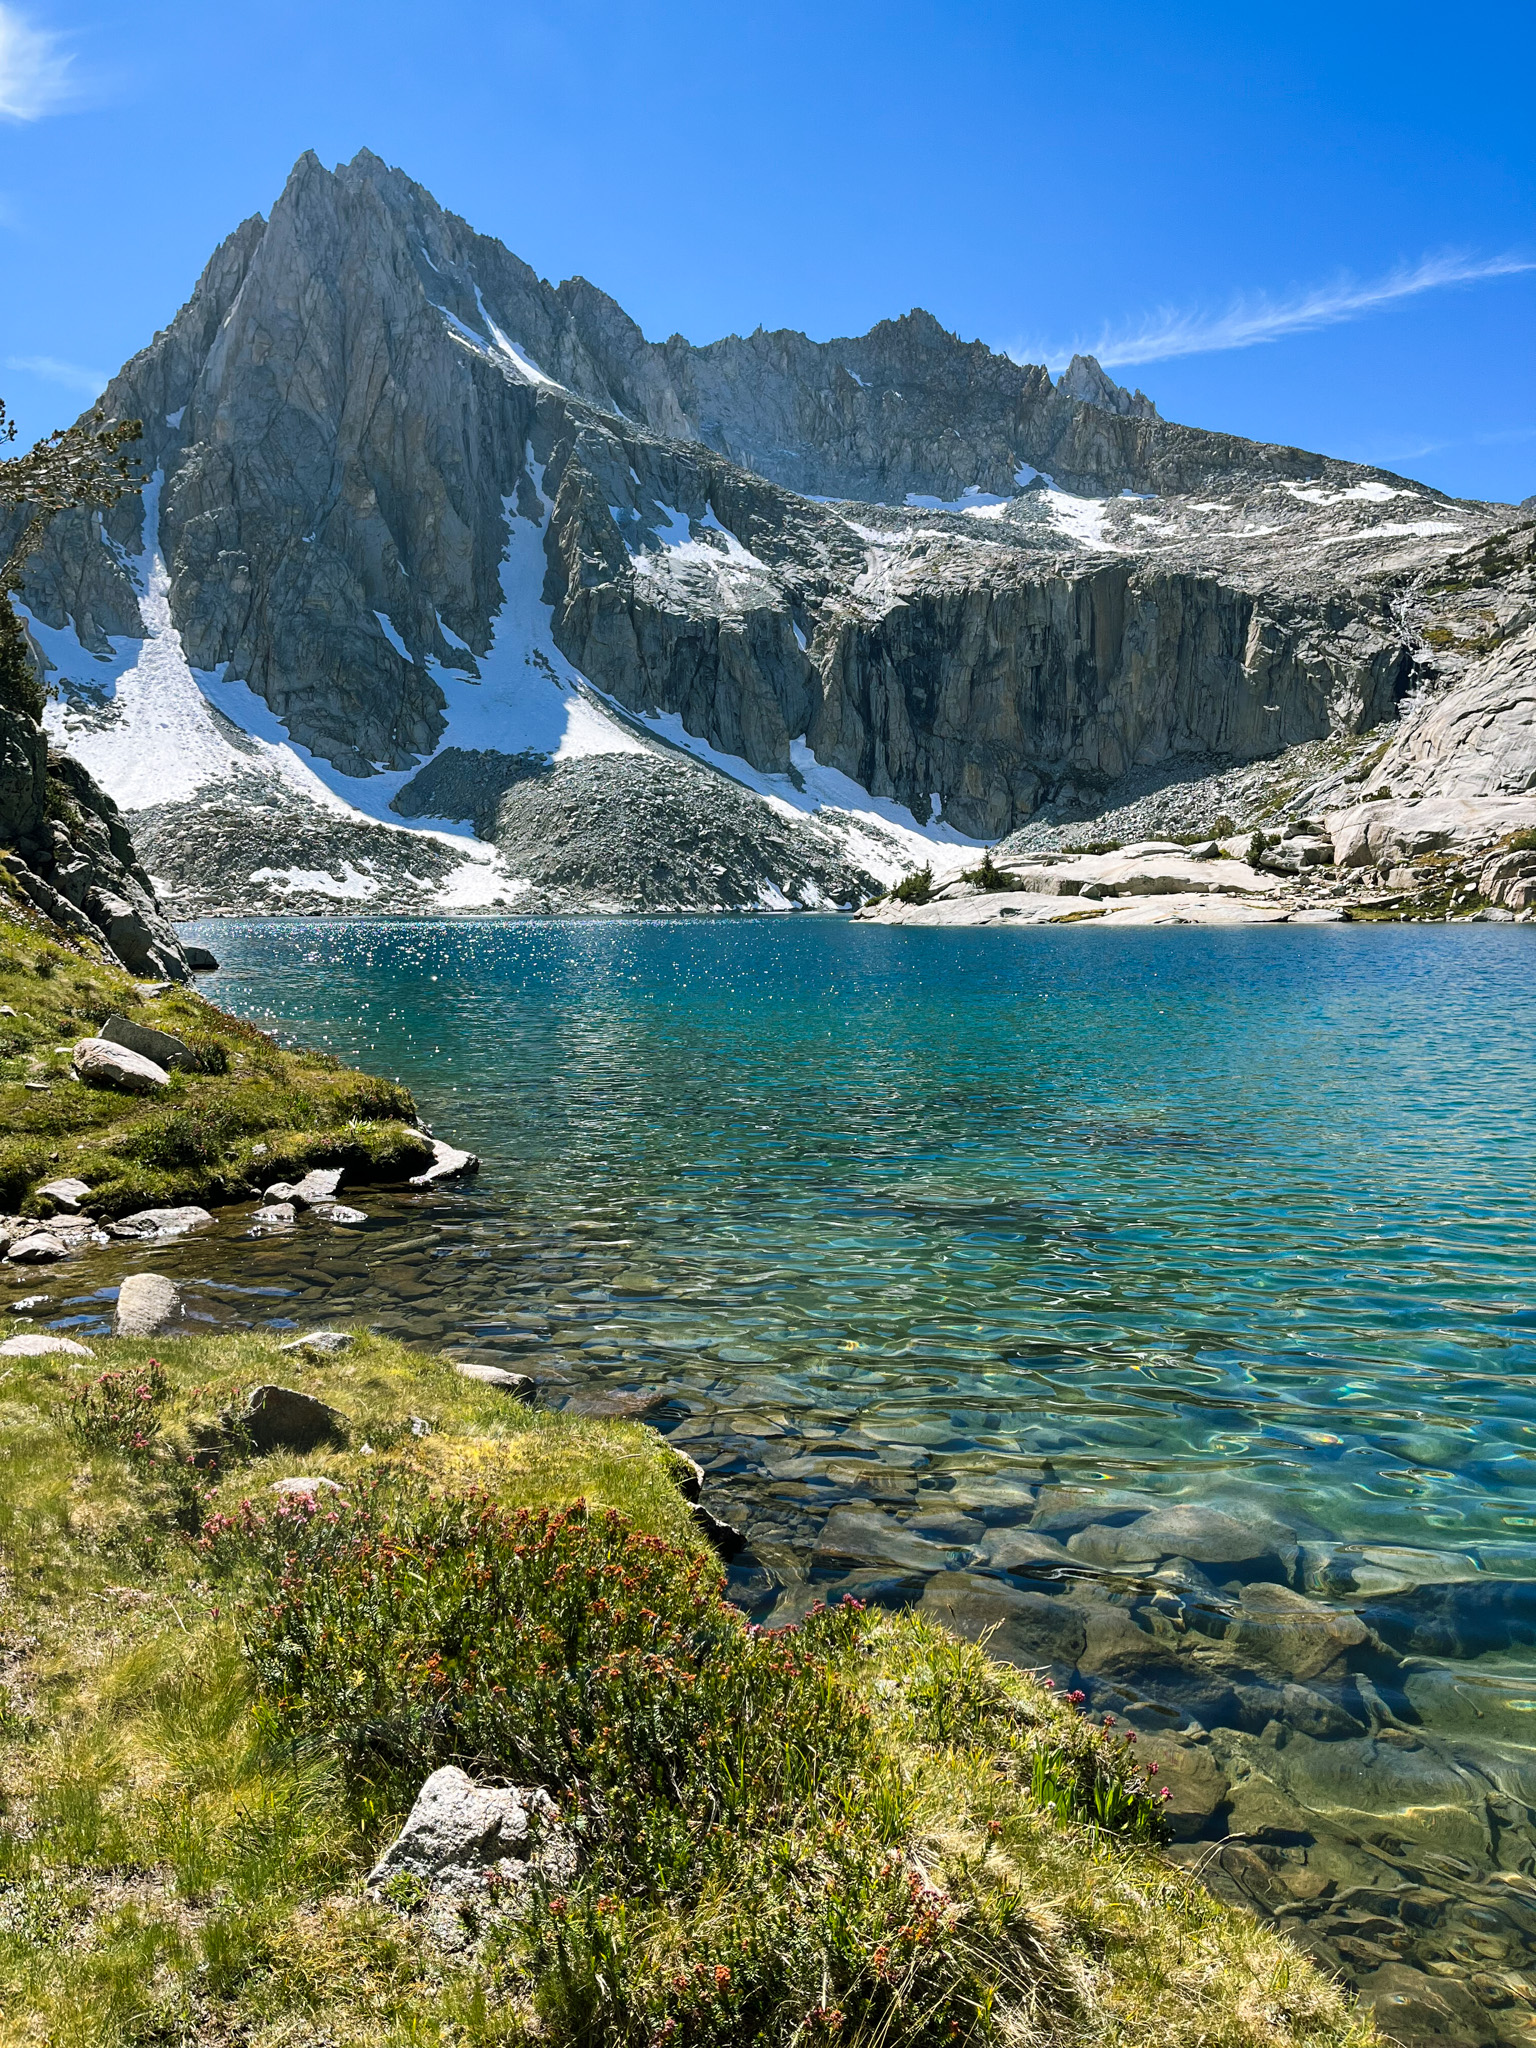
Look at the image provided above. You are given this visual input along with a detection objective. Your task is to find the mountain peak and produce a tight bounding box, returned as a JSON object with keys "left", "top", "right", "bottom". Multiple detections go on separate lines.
{"left": 1055, "top": 353, "right": 1159, "bottom": 422}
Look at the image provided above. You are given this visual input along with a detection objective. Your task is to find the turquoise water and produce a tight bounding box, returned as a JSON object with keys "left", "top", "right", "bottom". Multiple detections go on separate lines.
{"left": 189, "top": 916, "right": 1536, "bottom": 1564}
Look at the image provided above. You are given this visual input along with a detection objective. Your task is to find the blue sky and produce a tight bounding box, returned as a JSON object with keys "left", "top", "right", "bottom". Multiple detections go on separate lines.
{"left": 2, "top": 0, "right": 1532, "bottom": 502}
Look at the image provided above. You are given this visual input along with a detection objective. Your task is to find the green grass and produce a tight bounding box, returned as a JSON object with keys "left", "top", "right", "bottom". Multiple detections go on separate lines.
{"left": 0, "top": 1329, "right": 1376, "bottom": 2048}
{"left": 0, "top": 892, "right": 432, "bottom": 1217}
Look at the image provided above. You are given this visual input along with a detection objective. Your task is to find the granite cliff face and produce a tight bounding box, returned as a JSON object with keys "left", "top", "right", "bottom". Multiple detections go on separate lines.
{"left": 13, "top": 148, "right": 1526, "bottom": 914}
{"left": 0, "top": 677, "right": 189, "bottom": 977}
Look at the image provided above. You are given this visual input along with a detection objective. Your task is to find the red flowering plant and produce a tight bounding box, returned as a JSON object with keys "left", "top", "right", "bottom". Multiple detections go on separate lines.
{"left": 61, "top": 1357, "right": 171, "bottom": 1460}
{"left": 226, "top": 1478, "right": 1026, "bottom": 2045}
{"left": 233, "top": 1481, "right": 874, "bottom": 1846}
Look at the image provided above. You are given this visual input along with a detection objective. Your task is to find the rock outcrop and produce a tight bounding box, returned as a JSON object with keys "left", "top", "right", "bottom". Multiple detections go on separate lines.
{"left": 0, "top": 685, "right": 189, "bottom": 973}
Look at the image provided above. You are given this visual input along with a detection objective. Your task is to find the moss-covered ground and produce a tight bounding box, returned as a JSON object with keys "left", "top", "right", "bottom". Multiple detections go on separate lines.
{"left": 0, "top": 892, "right": 432, "bottom": 1218}
{"left": 0, "top": 1327, "right": 1376, "bottom": 2048}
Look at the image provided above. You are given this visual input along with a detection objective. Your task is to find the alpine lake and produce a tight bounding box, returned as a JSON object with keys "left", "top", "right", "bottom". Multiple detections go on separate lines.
{"left": 24, "top": 915, "right": 1536, "bottom": 2042}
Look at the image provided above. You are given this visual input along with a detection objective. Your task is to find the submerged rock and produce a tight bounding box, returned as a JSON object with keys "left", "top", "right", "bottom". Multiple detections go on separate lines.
{"left": 813, "top": 1506, "right": 973, "bottom": 1573}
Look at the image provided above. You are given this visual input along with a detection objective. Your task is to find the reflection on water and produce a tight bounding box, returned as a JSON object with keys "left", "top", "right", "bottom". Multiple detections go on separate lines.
{"left": 21, "top": 916, "right": 1536, "bottom": 2042}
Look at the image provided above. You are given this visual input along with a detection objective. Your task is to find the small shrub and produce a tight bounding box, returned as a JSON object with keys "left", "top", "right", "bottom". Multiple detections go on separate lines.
{"left": 959, "top": 852, "right": 1023, "bottom": 894}
{"left": 236, "top": 1491, "right": 873, "bottom": 1818}
{"left": 1213, "top": 814, "right": 1235, "bottom": 837}
{"left": 891, "top": 866, "right": 934, "bottom": 906}
{"left": 181, "top": 1032, "right": 230, "bottom": 1076}
{"left": 62, "top": 1359, "right": 171, "bottom": 1459}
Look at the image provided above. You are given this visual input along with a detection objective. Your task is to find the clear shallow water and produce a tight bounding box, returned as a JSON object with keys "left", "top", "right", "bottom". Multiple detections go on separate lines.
{"left": 32, "top": 917, "right": 1536, "bottom": 2036}
{"left": 185, "top": 916, "right": 1536, "bottom": 1565}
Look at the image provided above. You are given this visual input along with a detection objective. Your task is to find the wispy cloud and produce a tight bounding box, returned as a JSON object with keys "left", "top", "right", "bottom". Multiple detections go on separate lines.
{"left": 0, "top": 4, "right": 75, "bottom": 121}
{"left": 1018, "top": 251, "right": 1536, "bottom": 373}
{"left": 4, "top": 353, "right": 109, "bottom": 397}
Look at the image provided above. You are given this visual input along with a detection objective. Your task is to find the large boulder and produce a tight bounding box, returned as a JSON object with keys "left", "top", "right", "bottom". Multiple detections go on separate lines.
{"left": 72, "top": 1037, "right": 169, "bottom": 1094}
{"left": 233, "top": 1383, "right": 346, "bottom": 1452}
{"left": 98, "top": 1013, "right": 197, "bottom": 1071}
{"left": 1328, "top": 795, "right": 1536, "bottom": 870}
{"left": 366, "top": 1766, "right": 574, "bottom": 1896}
{"left": 113, "top": 1272, "right": 183, "bottom": 1336}
{"left": 0, "top": 1331, "right": 94, "bottom": 1358}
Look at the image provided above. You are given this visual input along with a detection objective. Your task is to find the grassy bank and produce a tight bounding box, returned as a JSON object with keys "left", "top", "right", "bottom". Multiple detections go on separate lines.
{"left": 0, "top": 1328, "right": 1374, "bottom": 2048}
{"left": 0, "top": 893, "right": 433, "bottom": 1218}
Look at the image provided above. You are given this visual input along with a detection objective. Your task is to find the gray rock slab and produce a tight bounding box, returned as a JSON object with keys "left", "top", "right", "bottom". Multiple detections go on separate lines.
{"left": 36, "top": 1177, "right": 91, "bottom": 1211}
{"left": 366, "top": 1766, "right": 571, "bottom": 1894}
{"left": 98, "top": 1013, "right": 197, "bottom": 1071}
{"left": 454, "top": 1362, "right": 535, "bottom": 1402}
{"left": 270, "top": 1475, "right": 344, "bottom": 1497}
{"left": 409, "top": 1138, "right": 480, "bottom": 1187}
{"left": 1065, "top": 1524, "right": 1164, "bottom": 1572}
{"left": 559, "top": 1388, "right": 668, "bottom": 1419}
{"left": 235, "top": 1383, "right": 346, "bottom": 1452}
{"left": 1132, "top": 1733, "right": 1230, "bottom": 1840}
{"left": 308, "top": 1201, "right": 368, "bottom": 1224}
{"left": 107, "top": 1206, "right": 215, "bottom": 1241}
{"left": 1148, "top": 1503, "right": 1296, "bottom": 1558}
{"left": 694, "top": 1504, "right": 747, "bottom": 1560}
{"left": 667, "top": 1448, "right": 705, "bottom": 1502}
{"left": 0, "top": 1331, "right": 95, "bottom": 1358}
{"left": 250, "top": 1202, "right": 296, "bottom": 1227}
{"left": 114, "top": 1272, "right": 183, "bottom": 1337}
{"left": 5, "top": 1232, "right": 69, "bottom": 1264}
{"left": 278, "top": 1330, "right": 355, "bottom": 1358}
{"left": 72, "top": 1037, "right": 169, "bottom": 1093}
